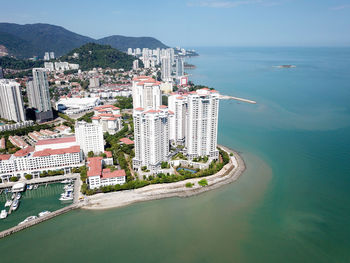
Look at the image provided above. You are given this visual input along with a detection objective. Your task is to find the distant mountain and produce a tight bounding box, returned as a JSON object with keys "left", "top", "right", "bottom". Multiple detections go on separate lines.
{"left": 0, "top": 23, "right": 169, "bottom": 59}
{"left": 60, "top": 43, "right": 138, "bottom": 71}
{"left": 97, "top": 35, "right": 168, "bottom": 51}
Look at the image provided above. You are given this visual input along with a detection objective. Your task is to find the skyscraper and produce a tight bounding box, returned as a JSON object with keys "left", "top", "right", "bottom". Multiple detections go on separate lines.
{"left": 175, "top": 58, "right": 184, "bottom": 77}
{"left": 161, "top": 56, "right": 171, "bottom": 81}
{"left": 186, "top": 89, "right": 220, "bottom": 159}
{"left": 0, "top": 79, "right": 26, "bottom": 122}
{"left": 75, "top": 121, "right": 104, "bottom": 156}
{"left": 27, "top": 68, "right": 53, "bottom": 122}
{"left": 132, "top": 107, "right": 171, "bottom": 172}
{"left": 168, "top": 95, "right": 187, "bottom": 145}
{"left": 132, "top": 76, "right": 161, "bottom": 110}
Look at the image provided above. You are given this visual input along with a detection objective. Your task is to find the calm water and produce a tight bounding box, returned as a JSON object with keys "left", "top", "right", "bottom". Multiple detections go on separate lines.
{"left": 0, "top": 183, "right": 70, "bottom": 231}
{"left": 1, "top": 47, "right": 350, "bottom": 262}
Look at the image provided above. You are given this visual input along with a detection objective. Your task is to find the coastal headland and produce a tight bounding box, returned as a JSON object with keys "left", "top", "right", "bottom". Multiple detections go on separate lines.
{"left": 0, "top": 145, "right": 245, "bottom": 238}
{"left": 82, "top": 145, "right": 246, "bottom": 210}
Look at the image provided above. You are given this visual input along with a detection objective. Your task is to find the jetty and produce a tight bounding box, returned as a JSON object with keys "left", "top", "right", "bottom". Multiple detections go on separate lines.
{"left": 220, "top": 95, "right": 257, "bottom": 104}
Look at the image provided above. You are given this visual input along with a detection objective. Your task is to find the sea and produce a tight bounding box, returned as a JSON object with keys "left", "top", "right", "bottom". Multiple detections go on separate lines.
{"left": 1, "top": 47, "right": 350, "bottom": 262}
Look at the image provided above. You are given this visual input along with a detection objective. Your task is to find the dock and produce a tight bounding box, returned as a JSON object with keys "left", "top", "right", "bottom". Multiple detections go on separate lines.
{"left": 220, "top": 95, "right": 257, "bottom": 104}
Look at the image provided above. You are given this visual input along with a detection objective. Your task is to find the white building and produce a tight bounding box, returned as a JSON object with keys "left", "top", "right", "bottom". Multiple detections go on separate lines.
{"left": 44, "top": 52, "right": 50, "bottom": 61}
{"left": 56, "top": 97, "right": 100, "bottom": 115}
{"left": 49, "top": 52, "right": 55, "bottom": 59}
{"left": 132, "top": 107, "right": 172, "bottom": 172}
{"left": 35, "top": 136, "right": 78, "bottom": 151}
{"left": 87, "top": 157, "right": 126, "bottom": 189}
{"left": 161, "top": 56, "right": 172, "bottom": 81}
{"left": 92, "top": 106, "right": 122, "bottom": 135}
{"left": 75, "top": 121, "right": 104, "bottom": 156}
{"left": 0, "top": 145, "right": 83, "bottom": 182}
{"left": 0, "top": 79, "right": 26, "bottom": 122}
{"left": 44, "top": 62, "right": 55, "bottom": 71}
{"left": 27, "top": 68, "right": 53, "bottom": 122}
{"left": 89, "top": 77, "right": 100, "bottom": 88}
{"left": 175, "top": 58, "right": 184, "bottom": 77}
{"left": 186, "top": 89, "right": 220, "bottom": 159}
{"left": 133, "top": 59, "right": 139, "bottom": 70}
{"left": 168, "top": 95, "right": 187, "bottom": 145}
{"left": 54, "top": 62, "right": 69, "bottom": 71}
{"left": 132, "top": 76, "right": 161, "bottom": 110}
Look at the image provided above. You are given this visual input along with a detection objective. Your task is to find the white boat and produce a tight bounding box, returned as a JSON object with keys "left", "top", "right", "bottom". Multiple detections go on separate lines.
{"left": 5, "top": 200, "right": 12, "bottom": 207}
{"left": 61, "top": 179, "right": 72, "bottom": 184}
{"left": 59, "top": 196, "right": 73, "bottom": 201}
{"left": 0, "top": 209, "right": 7, "bottom": 219}
{"left": 27, "top": 185, "right": 33, "bottom": 190}
{"left": 64, "top": 184, "right": 74, "bottom": 190}
{"left": 38, "top": 211, "right": 51, "bottom": 217}
{"left": 11, "top": 193, "right": 15, "bottom": 199}
{"left": 18, "top": 215, "right": 38, "bottom": 225}
{"left": 16, "top": 193, "right": 21, "bottom": 200}
{"left": 34, "top": 185, "right": 38, "bottom": 189}
{"left": 11, "top": 182, "right": 26, "bottom": 192}
{"left": 12, "top": 199, "right": 19, "bottom": 210}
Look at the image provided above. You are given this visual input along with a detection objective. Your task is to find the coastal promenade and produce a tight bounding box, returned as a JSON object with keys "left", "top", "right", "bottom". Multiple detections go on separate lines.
{"left": 83, "top": 145, "right": 245, "bottom": 210}
{"left": 0, "top": 174, "right": 79, "bottom": 190}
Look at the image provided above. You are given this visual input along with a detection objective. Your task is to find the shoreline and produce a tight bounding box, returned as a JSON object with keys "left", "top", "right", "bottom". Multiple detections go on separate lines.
{"left": 82, "top": 145, "right": 246, "bottom": 210}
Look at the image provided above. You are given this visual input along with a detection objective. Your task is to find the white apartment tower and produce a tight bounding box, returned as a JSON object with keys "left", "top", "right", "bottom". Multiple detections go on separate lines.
{"left": 168, "top": 95, "right": 187, "bottom": 145}
{"left": 176, "top": 58, "right": 184, "bottom": 77}
{"left": 132, "top": 76, "right": 161, "bottom": 110}
{"left": 75, "top": 121, "right": 104, "bottom": 156}
{"left": 186, "top": 89, "right": 220, "bottom": 159}
{"left": 0, "top": 79, "right": 26, "bottom": 122}
{"left": 161, "top": 56, "right": 172, "bottom": 81}
{"left": 27, "top": 68, "right": 53, "bottom": 122}
{"left": 133, "top": 107, "right": 171, "bottom": 172}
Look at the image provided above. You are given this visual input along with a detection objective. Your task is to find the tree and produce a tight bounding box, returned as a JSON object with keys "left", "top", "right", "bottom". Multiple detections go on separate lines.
{"left": 10, "top": 176, "right": 19, "bottom": 182}
{"left": 88, "top": 151, "right": 94, "bottom": 158}
{"left": 25, "top": 174, "right": 33, "bottom": 180}
{"left": 185, "top": 182, "right": 194, "bottom": 188}
{"left": 198, "top": 179, "right": 208, "bottom": 187}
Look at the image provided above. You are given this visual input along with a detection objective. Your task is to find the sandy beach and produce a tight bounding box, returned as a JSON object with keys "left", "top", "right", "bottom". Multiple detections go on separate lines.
{"left": 82, "top": 145, "right": 246, "bottom": 210}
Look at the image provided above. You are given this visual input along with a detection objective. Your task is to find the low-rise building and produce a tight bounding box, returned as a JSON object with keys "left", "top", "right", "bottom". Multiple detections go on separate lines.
{"left": 9, "top": 136, "right": 28, "bottom": 148}
{"left": 87, "top": 157, "right": 126, "bottom": 189}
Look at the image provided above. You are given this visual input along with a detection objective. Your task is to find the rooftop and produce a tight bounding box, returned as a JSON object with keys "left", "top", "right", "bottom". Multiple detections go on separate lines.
{"left": 36, "top": 136, "right": 76, "bottom": 146}
{"left": 119, "top": 138, "right": 134, "bottom": 145}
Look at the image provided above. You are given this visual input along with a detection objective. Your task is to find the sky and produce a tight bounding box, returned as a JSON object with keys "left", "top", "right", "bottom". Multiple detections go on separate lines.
{"left": 0, "top": 0, "right": 349, "bottom": 47}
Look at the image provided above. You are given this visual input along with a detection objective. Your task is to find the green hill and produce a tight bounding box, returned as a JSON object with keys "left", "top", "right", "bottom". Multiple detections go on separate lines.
{"left": 0, "top": 23, "right": 169, "bottom": 59}
{"left": 60, "top": 43, "right": 139, "bottom": 71}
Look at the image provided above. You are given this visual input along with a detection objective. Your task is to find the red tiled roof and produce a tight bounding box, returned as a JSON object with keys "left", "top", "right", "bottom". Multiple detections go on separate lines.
{"left": 99, "top": 113, "right": 114, "bottom": 117}
{"left": 14, "top": 146, "right": 35, "bottom": 157}
{"left": 36, "top": 136, "right": 76, "bottom": 146}
{"left": 168, "top": 110, "right": 174, "bottom": 115}
{"left": 91, "top": 116, "right": 101, "bottom": 120}
{"left": 159, "top": 105, "right": 167, "bottom": 108}
{"left": 134, "top": 107, "right": 144, "bottom": 111}
{"left": 0, "top": 154, "right": 11, "bottom": 161}
{"left": 33, "top": 146, "right": 80, "bottom": 157}
{"left": 107, "top": 117, "right": 116, "bottom": 121}
{"left": 101, "top": 169, "right": 126, "bottom": 179}
{"left": 119, "top": 138, "right": 134, "bottom": 145}
{"left": 104, "top": 151, "right": 112, "bottom": 158}
{"left": 87, "top": 157, "right": 103, "bottom": 177}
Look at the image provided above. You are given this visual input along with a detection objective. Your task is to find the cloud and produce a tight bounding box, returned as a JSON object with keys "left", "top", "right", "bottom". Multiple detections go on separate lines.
{"left": 330, "top": 4, "right": 350, "bottom": 10}
{"left": 187, "top": 0, "right": 263, "bottom": 8}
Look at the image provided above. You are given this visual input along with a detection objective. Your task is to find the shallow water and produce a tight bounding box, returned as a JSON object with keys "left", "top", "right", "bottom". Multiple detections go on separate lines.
{"left": 1, "top": 47, "right": 350, "bottom": 263}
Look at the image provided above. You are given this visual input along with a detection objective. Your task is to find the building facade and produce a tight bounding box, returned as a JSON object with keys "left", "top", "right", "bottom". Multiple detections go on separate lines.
{"left": 132, "top": 107, "right": 171, "bottom": 172}
{"left": 75, "top": 121, "right": 104, "bottom": 156}
{"left": 132, "top": 76, "right": 162, "bottom": 110}
{"left": 27, "top": 68, "right": 53, "bottom": 122}
{"left": 0, "top": 79, "right": 26, "bottom": 122}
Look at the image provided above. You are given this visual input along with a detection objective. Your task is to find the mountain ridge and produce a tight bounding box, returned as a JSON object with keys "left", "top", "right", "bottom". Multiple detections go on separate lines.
{"left": 0, "top": 23, "right": 168, "bottom": 58}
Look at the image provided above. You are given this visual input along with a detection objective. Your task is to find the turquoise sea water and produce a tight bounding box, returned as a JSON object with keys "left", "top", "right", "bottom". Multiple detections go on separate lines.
{"left": 1, "top": 47, "right": 350, "bottom": 262}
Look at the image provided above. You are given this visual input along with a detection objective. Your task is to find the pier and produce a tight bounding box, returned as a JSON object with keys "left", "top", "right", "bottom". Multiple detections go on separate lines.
{"left": 220, "top": 95, "right": 257, "bottom": 104}
{"left": 0, "top": 173, "right": 80, "bottom": 191}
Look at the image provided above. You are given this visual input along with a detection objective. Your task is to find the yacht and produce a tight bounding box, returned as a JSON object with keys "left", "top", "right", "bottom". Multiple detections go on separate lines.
{"left": 38, "top": 211, "right": 51, "bottom": 217}
{"left": 27, "top": 185, "right": 33, "bottom": 190}
{"left": 18, "top": 216, "right": 38, "bottom": 225}
{"left": 61, "top": 179, "right": 72, "bottom": 184}
{"left": 0, "top": 209, "right": 7, "bottom": 219}
{"left": 12, "top": 199, "right": 19, "bottom": 211}
{"left": 11, "top": 193, "right": 15, "bottom": 199}
{"left": 5, "top": 200, "right": 12, "bottom": 207}
{"left": 34, "top": 185, "right": 38, "bottom": 189}
{"left": 16, "top": 193, "right": 21, "bottom": 200}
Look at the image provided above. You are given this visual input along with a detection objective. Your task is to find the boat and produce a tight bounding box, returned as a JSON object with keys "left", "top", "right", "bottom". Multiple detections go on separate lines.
{"left": 11, "top": 182, "right": 26, "bottom": 192}
{"left": 12, "top": 199, "right": 19, "bottom": 210}
{"left": 5, "top": 200, "right": 12, "bottom": 207}
{"left": 61, "top": 179, "right": 72, "bottom": 184}
{"left": 34, "top": 185, "right": 38, "bottom": 189}
{"left": 16, "top": 193, "right": 21, "bottom": 200}
{"left": 27, "top": 185, "right": 33, "bottom": 190}
{"left": 11, "top": 193, "right": 15, "bottom": 199}
{"left": 64, "top": 184, "right": 74, "bottom": 189}
{"left": 0, "top": 209, "right": 7, "bottom": 219}
{"left": 38, "top": 211, "right": 51, "bottom": 217}
{"left": 64, "top": 185, "right": 74, "bottom": 191}
{"left": 59, "top": 195, "right": 73, "bottom": 201}
{"left": 18, "top": 215, "right": 38, "bottom": 225}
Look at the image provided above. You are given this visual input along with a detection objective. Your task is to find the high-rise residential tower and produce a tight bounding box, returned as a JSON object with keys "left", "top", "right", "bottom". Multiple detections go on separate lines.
{"left": 175, "top": 58, "right": 184, "bottom": 77}
{"left": 27, "top": 68, "right": 53, "bottom": 122}
{"left": 75, "top": 121, "right": 104, "bottom": 156}
{"left": 132, "top": 107, "right": 171, "bottom": 172}
{"left": 0, "top": 79, "right": 26, "bottom": 122}
{"left": 132, "top": 76, "right": 162, "bottom": 110}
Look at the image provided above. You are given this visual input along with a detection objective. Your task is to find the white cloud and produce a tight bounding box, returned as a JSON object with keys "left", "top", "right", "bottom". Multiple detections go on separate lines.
{"left": 330, "top": 4, "right": 350, "bottom": 10}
